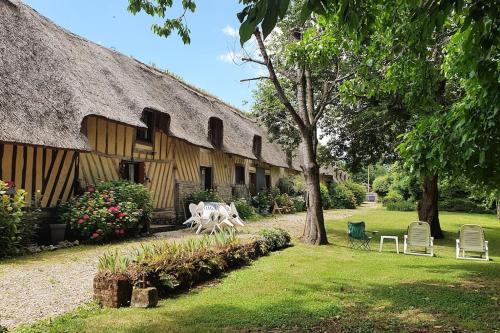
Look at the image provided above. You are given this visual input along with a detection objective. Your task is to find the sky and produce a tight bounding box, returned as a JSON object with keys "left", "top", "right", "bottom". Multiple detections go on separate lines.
{"left": 24, "top": 0, "right": 260, "bottom": 112}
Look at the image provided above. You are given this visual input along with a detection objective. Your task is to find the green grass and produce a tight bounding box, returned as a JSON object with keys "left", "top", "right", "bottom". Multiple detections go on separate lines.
{"left": 14, "top": 206, "right": 500, "bottom": 333}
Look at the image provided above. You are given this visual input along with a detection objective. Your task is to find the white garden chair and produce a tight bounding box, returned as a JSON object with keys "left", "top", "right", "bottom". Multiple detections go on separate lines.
{"left": 195, "top": 210, "right": 234, "bottom": 235}
{"left": 228, "top": 202, "right": 245, "bottom": 227}
{"left": 404, "top": 221, "right": 434, "bottom": 257}
{"left": 183, "top": 203, "right": 198, "bottom": 228}
{"left": 456, "top": 224, "right": 489, "bottom": 261}
{"left": 183, "top": 202, "right": 204, "bottom": 231}
{"left": 213, "top": 207, "right": 235, "bottom": 234}
{"left": 196, "top": 210, "right": 216, "bottom": 235}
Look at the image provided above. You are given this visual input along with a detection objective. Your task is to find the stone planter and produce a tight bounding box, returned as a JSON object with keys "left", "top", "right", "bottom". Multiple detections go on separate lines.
{"left": 49, "top": 224, "right": 66, "bottom": 244}
{"left": 93, "top": 274, "right": 132, "bottom": 308}
{"left": 131, "top": 287, "right": 158, "bottom": 308}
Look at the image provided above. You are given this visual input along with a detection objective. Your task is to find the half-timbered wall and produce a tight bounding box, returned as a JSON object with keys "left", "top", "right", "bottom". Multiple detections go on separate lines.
{"left": 80, "top": 115, "right": 175, "bottom": 210}
{"left": 0, "top": 143, "right": 77, "bottom": 207}
{"left": 1, "top": 115, "right": 306, "bottom": 213}
{"left": 174, "top": 139, "right": 200, "bottom": 183}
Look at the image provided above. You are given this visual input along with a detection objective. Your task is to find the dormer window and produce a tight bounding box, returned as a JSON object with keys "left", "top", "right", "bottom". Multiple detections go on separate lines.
{"left": 136, "top": 110, "right": 154, "bottom": 143}
{"left": 208, "top": 117, "right": 223, "bottom": 148}
{"left": 253, "top": 135, "right": 262, "bottom": 158}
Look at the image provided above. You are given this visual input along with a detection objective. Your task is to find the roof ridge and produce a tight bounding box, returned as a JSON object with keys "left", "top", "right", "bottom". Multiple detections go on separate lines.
{"left": 136, "top": 61, "right": 258, "bottom": 124}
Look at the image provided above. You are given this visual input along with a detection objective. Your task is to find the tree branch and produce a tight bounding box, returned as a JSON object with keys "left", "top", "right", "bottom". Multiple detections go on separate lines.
{"left": 312, "top": 92, "right": 339, "bottom": 126}
{"left": 326, "top": 72, "right": 355, "bottom": 84}
{"left": 241, "top": 57, "right": 267, "bottom": 66}
{"left": 253, "top": 29, "right": 306, "bottom": 132}
{"left": 311, "top": 70, "right": 354, "bottom": 126}
{"left": 240, "top": 76, "right": 270, "bottom": 82}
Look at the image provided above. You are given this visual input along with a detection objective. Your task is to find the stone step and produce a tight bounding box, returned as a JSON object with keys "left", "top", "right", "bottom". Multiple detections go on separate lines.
{"left": 149, "top": 224, "right": 185, "bottom": 234}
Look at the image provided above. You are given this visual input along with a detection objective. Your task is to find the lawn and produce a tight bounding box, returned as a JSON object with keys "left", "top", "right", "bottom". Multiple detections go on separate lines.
{"left": 15, "top": 206, "right": 500, "bottom": 333}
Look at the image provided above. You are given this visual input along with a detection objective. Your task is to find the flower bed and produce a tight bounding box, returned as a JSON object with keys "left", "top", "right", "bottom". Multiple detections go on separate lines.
{"left": 94, "top": 228, "right": 291, "bottom": 308}
{"left": 60, "top": 181, "right": 152, "bottom": 242}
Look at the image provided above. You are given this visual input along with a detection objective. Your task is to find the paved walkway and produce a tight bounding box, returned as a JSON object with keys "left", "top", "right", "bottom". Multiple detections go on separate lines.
{"left": 0, "top": 209, "right": 353, "bottom": 329}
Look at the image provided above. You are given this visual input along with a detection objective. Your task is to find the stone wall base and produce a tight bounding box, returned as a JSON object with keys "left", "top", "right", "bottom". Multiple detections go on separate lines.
{"left": 93, "top": 274, "right": 132, "bottom": 308}
{"left": 175, "top": 181, "right": 201, "bottom": 220}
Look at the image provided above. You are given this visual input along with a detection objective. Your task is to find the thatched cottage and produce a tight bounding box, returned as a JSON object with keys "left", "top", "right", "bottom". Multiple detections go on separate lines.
{"left": 0, "top": 0, "right": 347, "bottom": 220}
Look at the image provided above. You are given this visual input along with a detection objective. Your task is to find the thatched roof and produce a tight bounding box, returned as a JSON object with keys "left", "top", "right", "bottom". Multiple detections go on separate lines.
{"left": 0, "top": 0, "right": 308, "bottom": 170}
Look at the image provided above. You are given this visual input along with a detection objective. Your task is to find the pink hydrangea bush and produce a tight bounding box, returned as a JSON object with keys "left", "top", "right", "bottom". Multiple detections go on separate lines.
{"left": 61, "top": 187, "right": 143, "bottom": 242}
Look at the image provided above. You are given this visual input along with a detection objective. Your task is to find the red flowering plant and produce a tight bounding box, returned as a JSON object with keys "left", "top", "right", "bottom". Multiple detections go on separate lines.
{"left": 60, "top": 188, "right": 143, "bottom": 242}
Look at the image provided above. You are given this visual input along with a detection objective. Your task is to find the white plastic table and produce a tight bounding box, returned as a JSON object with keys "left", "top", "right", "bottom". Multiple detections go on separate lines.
{"left": 379, "top": 236, "right": 399, "bottom": 254}
{"left": 199, "top": 202, "right": 230, "bottom": 219}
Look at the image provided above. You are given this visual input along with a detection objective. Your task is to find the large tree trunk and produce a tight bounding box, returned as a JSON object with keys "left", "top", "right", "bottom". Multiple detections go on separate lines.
{"left": 496, "top": 196, "right": 499, "bottom": 220}
{"left": 302, "top": 134, "right": 328, "bottom": 245}
{"left": 418, "top": 175, "right": 444, "bottom": 239}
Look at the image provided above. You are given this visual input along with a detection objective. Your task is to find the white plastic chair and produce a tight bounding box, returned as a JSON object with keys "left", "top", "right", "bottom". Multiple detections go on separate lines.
{"left": 184, "top": 202, "right": 204, "bottom": 232}
{"left": 456, "top": 224, "right": 489, "bottom": 261}
{"left": 196, "top": 208, "right": 215, "bottom": 235}
{"left": 403, "top": 221, "right": 434, "bottom": 257}
{"left": 183, "top": 203, "right": 198, "bottom": 229}
{"left": 228, "top": 202, "right": 245, "bottom": 227}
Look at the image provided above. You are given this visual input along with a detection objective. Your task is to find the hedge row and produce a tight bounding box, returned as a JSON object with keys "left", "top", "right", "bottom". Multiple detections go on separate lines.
{"left": 94, "top": 228, "right": 292, "bottom": 307}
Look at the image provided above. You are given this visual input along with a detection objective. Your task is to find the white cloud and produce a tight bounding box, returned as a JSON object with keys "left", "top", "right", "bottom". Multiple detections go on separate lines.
{"left": 222, "top": 25, "right": 238, "bottom": 38}
{"left": 218, "top": 51, "right": 240, "bottom": 63}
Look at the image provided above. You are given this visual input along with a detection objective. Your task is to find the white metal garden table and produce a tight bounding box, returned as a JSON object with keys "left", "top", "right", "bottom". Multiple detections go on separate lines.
{"left": 379, "top": 235, "right": 399, "bottom": 254}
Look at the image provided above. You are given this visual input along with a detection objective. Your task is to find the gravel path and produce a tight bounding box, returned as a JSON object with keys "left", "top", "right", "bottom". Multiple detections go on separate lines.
{"left": 0, "top": 209, "right": 354, "bottom": 329}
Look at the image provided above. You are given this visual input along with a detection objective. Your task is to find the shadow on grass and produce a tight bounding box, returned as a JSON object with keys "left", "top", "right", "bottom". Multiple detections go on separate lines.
{"left": 101, "top": 273, "right": 499, "bottom": 333}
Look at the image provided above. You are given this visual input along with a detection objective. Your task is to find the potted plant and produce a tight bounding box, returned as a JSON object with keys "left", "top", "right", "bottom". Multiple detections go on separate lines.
{"left": 49, "top": 221, "right": 66, "bottom": 244}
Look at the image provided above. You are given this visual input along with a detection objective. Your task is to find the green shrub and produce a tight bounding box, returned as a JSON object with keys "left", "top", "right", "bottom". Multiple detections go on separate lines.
{"left": 329, "top": 183, "right": 356, "bottom": 209}
{"left": 17, "top": 210, "right": 40, "bottom": 249}
{"left": 0, "top": 180, "right": 26, "bottom": 258}
{"left": 345, "top": 181, "right": 366, "bottom": 206}
{"left": 372, "top": 175, "right": 391, "bottom": 196}
{"left": 320, "top": 183, "right": 333, "bottom": 209}
{"left": 389, "top": 172, "right": 421, "bottom": 200}
{"left": 233, "top": 199, "right": 256, "bottom": 219}
{"left": 61, "top": 188, "right": 143, "bottom": 242}
{"left": 277, "top": 176, "right": 305, "bottom": 196}
{"left": 98, "top": 249, "right": 131, "bottom": 274}
{"left": 95, "top": 180, "right": 153, "bottom": 223}
{"left": 291, "top": 176, "right": 305, "bottom": 195}
{"left": 251, "top": 187, "right": 281, "bottom": 215}
{"left": 184, "top": 189, "right": 223, "bottom": 206}
{"left": 438, "top": 198, "right": 491, "bottom": 213}
{"left": 381, "top": 190, "right": 404, "bottom": 207}
{"left": 275, "top": 193, "right": 294, "bottom": 214}
{"left": 184, "top": 189, "right": 223, "bottom": 217}
{"left": 259, "top": 228, "right": 291, "bottom": 252}
{"left": 277, "top": 176, "right": 295, "bottom": 195}
{"left": 291, "top": 195, "right": 306, "bottom": 212}
{"left": 386, "top": 200, "right": 416, "bottom": 211}
{"left": 252, "top": 191, "right": 271, "bottom": 215}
